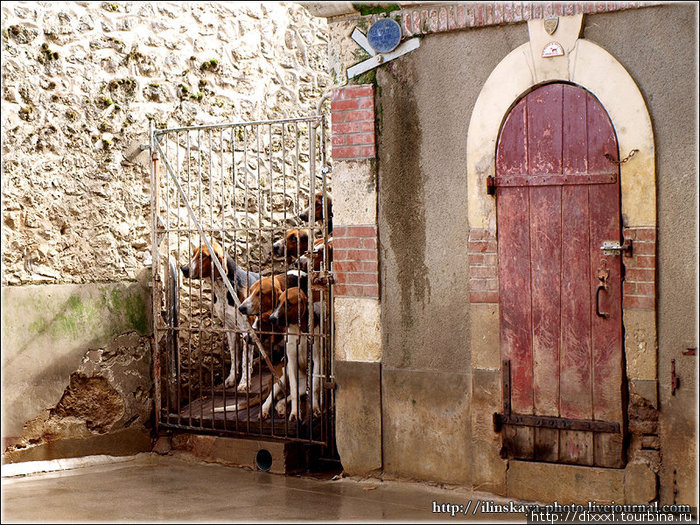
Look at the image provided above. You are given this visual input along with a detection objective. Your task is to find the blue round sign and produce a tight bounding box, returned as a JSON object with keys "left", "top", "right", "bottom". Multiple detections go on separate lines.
{"left": 367, "top": 18, "right": 402, "bottom": 54}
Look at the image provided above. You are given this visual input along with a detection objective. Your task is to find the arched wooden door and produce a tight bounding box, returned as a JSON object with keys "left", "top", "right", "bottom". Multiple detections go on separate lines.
{"left": 495, "top": 83, "right": 625, "bottom": 468}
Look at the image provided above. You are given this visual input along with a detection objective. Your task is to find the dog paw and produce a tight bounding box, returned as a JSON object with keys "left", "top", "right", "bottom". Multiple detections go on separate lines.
{"left": 236, "top": 380, "right": 249, "bottom": 393}
{"left": 224, "top": 374, "right": 237, "bottom": 388}
{"left": 274, "top": 399, "right": 287, "bottom": 416}
{"left": 288, "top": 411, "right": 298, "bottom": 422}
{"left": 261, "top": 406, "right": 271, "bottom": 420}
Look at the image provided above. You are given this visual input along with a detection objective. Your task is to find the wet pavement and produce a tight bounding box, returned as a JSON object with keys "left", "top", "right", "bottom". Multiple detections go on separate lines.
{"left": 1, "top": 453, "right": 529, "bottom": 522}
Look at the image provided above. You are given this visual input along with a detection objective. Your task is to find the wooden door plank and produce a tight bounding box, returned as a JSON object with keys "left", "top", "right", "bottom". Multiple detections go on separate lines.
{"left": 557, "top": 84, "right": 595, "bottom": 464}
{"left": 587, "top": 92, "right": 625, "bottom": 467}
{"left": 527, "top": 83, "right": 563, "bottom": 174}
{"left": 497, "top": 185, "right": 534, "bottom": 459}
{"left": 559, "top": 184, "right": 594, "bottom": 465}
{"left": 497, "top": 98, "right": 527, "bottom": 176}
{"left": 526, "top": 86, "right": 563, "bottom": 462}
{"left": 530, "top": 185, "right": 562, "bottom": 461}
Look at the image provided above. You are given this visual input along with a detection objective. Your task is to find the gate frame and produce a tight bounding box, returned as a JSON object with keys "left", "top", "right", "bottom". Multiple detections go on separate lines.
{"left": 148, "top": 112, "right": 337, "bottom": 456}
{"left": 465, "top": 14, "right": 657, "bottom": 498}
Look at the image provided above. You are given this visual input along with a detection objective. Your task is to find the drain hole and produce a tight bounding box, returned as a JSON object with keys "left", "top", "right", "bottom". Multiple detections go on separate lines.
{"left": 255, "top": 449, "right": 272, "bottom": 471}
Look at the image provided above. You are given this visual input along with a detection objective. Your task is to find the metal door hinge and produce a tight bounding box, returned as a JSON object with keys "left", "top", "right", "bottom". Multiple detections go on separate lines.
{"left": 601, "top": 239, "right": 633, "bottom": 257}
{"left": 486, "top": 176, "right": 496, "bottom": 195}
{"left": 493, "top": 359, "right": 620, "bottom": 433}
{"left": 671, "top": 359, "right": 680, "bottom": 395}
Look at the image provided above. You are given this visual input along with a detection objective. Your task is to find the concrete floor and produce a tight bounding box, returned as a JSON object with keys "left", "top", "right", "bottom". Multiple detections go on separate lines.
{"left": 1, "top": 453, "right": 528, "bottom": 522}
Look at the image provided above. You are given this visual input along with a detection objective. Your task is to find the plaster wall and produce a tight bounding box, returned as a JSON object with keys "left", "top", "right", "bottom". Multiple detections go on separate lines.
{"left": 375, "top": 4, "right": 696, "bottom": 498}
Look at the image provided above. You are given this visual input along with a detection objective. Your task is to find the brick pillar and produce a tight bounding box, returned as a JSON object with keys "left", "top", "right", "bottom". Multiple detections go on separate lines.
{"left": 330, "top": 84, "right": 382, "bottom": 476}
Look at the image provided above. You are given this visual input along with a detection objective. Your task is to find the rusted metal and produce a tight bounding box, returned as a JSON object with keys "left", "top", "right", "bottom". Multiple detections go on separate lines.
{"left": 671, "top": 359, "right": 680, "bottom": 395}
{"left": 494, "top": 360, "right": 620, "bottom": 434}
{"left": 494, "top": 412, "right": 620, "bottom": 433}
{"left": 150, "top": 114, "right": 335, "bottom": 455}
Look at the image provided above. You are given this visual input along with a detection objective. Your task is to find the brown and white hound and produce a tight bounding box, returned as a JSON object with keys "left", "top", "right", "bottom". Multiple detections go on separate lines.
{"left": 300, "top": 191, "right": 333, "bottom": 233}
{"left": 272, "top": 228, "right": 311, "bottom": 259}
{"left": 261, "top": 286, "right": 321, "bottom": 421}
{"left": 180, "top": 241, "right": 260, "bottom": 391}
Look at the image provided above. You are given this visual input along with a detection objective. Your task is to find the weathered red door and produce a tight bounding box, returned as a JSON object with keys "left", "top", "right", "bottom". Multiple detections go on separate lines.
{"left": 495, "top": 83, "right": 625, "bottom": 468}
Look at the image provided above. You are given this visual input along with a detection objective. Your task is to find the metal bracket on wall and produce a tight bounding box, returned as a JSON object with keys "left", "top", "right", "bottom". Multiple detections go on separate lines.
{"left": 346, "top": 26, "right": 420, "bottom": 80}
{"left": 493, "top": 360, "right": 621, "bottom": 433}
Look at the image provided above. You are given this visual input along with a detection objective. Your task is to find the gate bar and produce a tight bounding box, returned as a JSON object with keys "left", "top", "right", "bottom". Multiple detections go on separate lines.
{"left": 152, "top": 138, "right": 281, "bottom": 383}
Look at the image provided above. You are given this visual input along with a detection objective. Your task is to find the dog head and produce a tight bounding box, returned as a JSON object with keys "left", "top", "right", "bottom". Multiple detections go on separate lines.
{"left": 296, "top": 237, "right": 333, "bottom": 272}
{"left": 181, "top": 241, "right": 227, "bottom": 280}
{"left": 299, "top": 192, "right": 332, "bottom": 225}
{"left": 238, "top": 274, "right": 286, "bottom": 316}
{"left": 269, "top": 287, "right": 307, "bottom": 327}
{"left": 272, "top": 228, "right": 310, "bottom": 258}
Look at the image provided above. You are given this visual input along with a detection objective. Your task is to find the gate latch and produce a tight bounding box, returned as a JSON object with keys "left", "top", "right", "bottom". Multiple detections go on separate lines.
{"left": 600, "top": 239, "right": 633, "bottom": 257}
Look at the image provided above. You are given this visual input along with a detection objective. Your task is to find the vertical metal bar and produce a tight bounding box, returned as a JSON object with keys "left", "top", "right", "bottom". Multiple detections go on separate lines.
{"left": 186, "top": 130, "right": 193, "bottom": 426}
{"left": 163, "top": 131, "right": 171, "bottom": 421}
{"left": 175, "top": 131, "right": 182, "bottom": 426}
{"left": 150, "top": 120, "right": 162, "bottom": 430}
{"left": 230, "top": 125, "right": 238, "bottom": 433}
{"left": 220, "top": 127, "right": 228, "bottom": 431}
{"left": 197, "top": 128, "right": 204, "bottom": 428}
{"left": 208, "top": 128, "right": 215, "bottom": 429}
{"left": 256, "top": 123, "right": 263, "bottom": 437}
{"left": 320, "top": 115, "right": 329, "bottom": 446}
{"left": 503, "top": 359, "right": 512, "bottom": 416}
{"left": 268, "top": 122, "right": 275, "bottom": 438}
{"left": 282, "top": 123, "right": 289, "bottom": 438}
{"left": 243, "top": 125, "right": 251, "bottom": 435}
{"left": 307, "top": 119, "right": 317, "bottom": 442}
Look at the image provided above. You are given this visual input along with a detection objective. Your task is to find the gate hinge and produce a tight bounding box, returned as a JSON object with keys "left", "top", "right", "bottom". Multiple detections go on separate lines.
{"left": 324, "top": 379, "right": 336, "bottom": 390}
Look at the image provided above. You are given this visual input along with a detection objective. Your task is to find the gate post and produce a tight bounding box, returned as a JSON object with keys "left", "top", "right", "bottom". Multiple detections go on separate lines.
{"left": 330, "top": 84, "right": 383, "bottom": 475}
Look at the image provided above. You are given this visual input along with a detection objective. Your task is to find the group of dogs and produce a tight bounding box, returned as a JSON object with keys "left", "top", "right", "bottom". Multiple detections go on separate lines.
{"left": 180, "top": 192, "right": 333, "bottom": 422}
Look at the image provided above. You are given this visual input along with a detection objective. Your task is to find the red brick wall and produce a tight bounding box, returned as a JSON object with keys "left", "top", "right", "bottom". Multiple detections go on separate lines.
{"left": 333, "top": 225, "right": 379, "bottom": 298}
{"left": 469, "top": 226, "right": 657, "bottom": 309}
{"left": 468, "top": 229, "right": 498, "bottom": 303}
{"left": 397, "top": 2, "right": 657, "bottom": 37}
{"left": 622, "top": 227, "right": 656, "bottom": 309}
{"left": 331, "top": 85, "right": 376, "bottom": 161}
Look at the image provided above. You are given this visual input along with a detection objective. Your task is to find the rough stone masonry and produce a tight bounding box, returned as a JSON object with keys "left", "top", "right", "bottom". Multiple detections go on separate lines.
{"left": 1, "top": 1, "right": 331, "bottom": 458}
{"left": 1, "top": 1, "right": 331, "bottom": 285}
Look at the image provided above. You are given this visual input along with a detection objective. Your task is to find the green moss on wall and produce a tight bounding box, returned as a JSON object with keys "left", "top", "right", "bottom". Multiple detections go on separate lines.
{"left": 26, "top": 285, "right": 148, "bottom": 342}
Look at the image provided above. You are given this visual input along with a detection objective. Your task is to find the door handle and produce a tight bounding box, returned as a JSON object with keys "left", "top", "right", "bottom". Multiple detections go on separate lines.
{"left": 596, "top": 284, "right": 610, "bottom": 318}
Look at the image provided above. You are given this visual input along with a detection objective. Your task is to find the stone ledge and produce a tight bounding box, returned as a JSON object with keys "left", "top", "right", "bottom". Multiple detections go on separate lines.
{"left": 169, "top": 432, "right": 303, "bottom": 475}
{"left": 2, "top": 428, "right": 152, "bottom": 464}
{"left": 507, "top": 460, "right": 657, "bottom": 504}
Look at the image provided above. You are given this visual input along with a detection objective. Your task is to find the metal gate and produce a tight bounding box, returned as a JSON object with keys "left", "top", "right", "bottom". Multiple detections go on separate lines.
{"left": 148, "top": 110, "right": 335, "bottom": 461}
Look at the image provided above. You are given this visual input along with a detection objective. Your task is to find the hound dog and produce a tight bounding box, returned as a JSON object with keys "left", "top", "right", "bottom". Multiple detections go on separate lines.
{"left": 300, "top": 191, "right": 333, "bottom": 233}
{"left": 261, "top": 286, "right": 321, "bottom": 421}
{"left": 240, "top": 270, "right": 307, "bottom": 356}
{"left": 297, "top": 236, "right": 333, "bottom": 273}
{"left": 180, "top": 241, "right": 260, "bottom": 391}
{"left": 272, "top": 228, "right": 311, "bottom": 260}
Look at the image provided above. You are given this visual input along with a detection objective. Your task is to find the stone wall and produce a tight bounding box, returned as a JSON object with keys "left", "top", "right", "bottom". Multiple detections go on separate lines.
{"left": 1, "top": 1, "right": 331, "bottom": 458}
{"left": 1, "top": 1, "right": 331, "bottom": 285}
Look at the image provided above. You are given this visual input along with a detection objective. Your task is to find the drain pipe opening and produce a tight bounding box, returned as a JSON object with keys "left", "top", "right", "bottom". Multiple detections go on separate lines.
{"left": 255, "top": 449, "right": 272, "bottom": 471}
